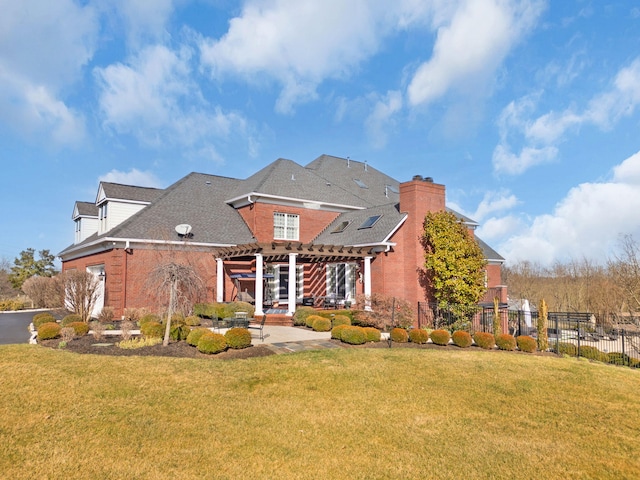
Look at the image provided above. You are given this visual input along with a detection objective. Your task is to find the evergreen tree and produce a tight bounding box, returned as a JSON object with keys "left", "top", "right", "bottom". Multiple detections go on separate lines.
{"left": 8, "top": 248, "right": 58, "bottom": 290}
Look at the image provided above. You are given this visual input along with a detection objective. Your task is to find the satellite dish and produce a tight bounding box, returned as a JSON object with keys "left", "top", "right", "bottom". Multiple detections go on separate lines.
{"left": 175, "top": 224, "right": 192, "bottom": 236}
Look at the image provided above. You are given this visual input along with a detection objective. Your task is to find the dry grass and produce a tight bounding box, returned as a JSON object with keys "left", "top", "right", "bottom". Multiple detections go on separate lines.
{"left": 1, "top": 345, "right": 639, "bottom": 479}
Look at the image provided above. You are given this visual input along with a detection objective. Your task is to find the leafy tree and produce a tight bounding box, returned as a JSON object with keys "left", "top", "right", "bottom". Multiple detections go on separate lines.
{"left": 420, "top": 211, "right": 487, "bottom": 313}
{"left": 9, "top": 248, "right": 58, "bottom": 290}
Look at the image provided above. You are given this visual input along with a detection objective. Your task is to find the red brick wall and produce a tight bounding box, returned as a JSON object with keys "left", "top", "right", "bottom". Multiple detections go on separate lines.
{"left": 237, "top": 203, "right": 340, "bottom": 242}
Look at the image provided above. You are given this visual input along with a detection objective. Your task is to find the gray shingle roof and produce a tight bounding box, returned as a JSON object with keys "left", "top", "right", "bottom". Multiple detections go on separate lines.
{"left": 105, "top": 173, "right": 255, "bottom": 244}
{"left": 74, "top": 201, "right": 98, "bottom": 217}
{"left": 314, "top": 203, "right": 406, "bottom": 245}
{"left": 305, "top": 154, "right": 401, "bottom": 208}
{"left": 475, "top": 236, "right": 505, "bottom": 262}
{"left": 99, "top": 182, "right": 163, "bottom": 203}
{"left": 228, "top": 158, "right": 367, "bottom": 208}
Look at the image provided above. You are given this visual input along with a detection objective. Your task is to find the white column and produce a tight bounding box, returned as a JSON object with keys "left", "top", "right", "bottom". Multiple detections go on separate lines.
{"left": 287, "top": 253, "right": 297, "bottom": 316}
{"left": 255, "top": 253, "right": 264, "bottom": 316}
{"left": 216, "top": 258, "right": 224, "bottom": 302}
{"left": 364, "top": 256, "right": 372, "bottom": 311}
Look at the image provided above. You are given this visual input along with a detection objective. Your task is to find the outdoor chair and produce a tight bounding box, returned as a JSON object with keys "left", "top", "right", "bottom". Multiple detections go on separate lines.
{"left": 248, "top": 314, "right": 267, "bottom": 341}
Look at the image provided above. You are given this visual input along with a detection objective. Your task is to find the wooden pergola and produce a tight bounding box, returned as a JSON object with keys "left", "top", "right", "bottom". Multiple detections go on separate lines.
{"left": 212, "top": 242, "right": 380, "bottom": 316}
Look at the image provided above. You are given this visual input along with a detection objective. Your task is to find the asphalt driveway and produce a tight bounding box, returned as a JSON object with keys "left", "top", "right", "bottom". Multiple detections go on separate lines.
{"left": 0, "top": 310, "right": 38, "bottom": 344}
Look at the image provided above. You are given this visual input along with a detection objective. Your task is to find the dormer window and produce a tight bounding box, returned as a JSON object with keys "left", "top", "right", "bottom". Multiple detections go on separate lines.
{"left": 99, "top": 203, "right": 108, "bottom": 231}
{"left": 274, "top": 212, "right": 299, "bottom": 240}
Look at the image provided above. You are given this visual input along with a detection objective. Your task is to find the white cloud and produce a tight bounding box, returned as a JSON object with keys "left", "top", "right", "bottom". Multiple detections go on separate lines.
{"left": 494, "top": 57, "right": 640, "bottom": 175}
{"left": 365, "top": 90, "right": 403, "bottom": 148}
{"left": 95, "top": 44, "right": 249, "bottom": 156}
{"left": 102, "top": 0, "right": 178, "bottom": 46}
{"left": 0, "top": 0, "right": 97, "bottom": 145}
{"left": 99, "top": 168, "right": 163, "bottom": 188}
{"left": 407, "top": 0, "right": 545, "bottom": 106}
{"left": 199, "top": 0, "right": 387, "bottom": 114}
{"left": 471, "top": 190, "right": 520, "bottom": 221}
{"left": 497, "top": 150, "right": 640, "bottom": 265}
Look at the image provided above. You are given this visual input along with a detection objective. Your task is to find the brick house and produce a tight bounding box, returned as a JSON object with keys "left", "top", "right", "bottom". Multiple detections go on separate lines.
{"left": 59, "top": 154, "right": 505, "bottom": 322}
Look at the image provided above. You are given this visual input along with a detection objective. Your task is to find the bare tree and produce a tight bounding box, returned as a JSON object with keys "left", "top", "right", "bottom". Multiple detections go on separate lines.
{"left": 147, "top": 262, "right": 205, "bottom": 346}
{"left": 609, "top": 234, "right": 640, "bottom": 316}
{"left": 62, "top": 270, "right": 102, "bottom": 322}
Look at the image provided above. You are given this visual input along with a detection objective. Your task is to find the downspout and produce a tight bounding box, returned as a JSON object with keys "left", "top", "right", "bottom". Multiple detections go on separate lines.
{"left": 122, "top": 243, "right": 128, "bottom": 319}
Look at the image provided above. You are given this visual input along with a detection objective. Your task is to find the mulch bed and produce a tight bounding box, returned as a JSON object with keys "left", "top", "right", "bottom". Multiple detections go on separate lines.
{"left": 39, "top": 333, "right": 554, "bottom": 360}
{"left": 38, "top": 335, "right": 276, "bottom": 360}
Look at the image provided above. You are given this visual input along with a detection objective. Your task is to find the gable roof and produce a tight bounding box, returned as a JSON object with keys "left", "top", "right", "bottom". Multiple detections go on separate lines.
{"left": 476, "top": 236, "right": 505, "bottom": 263}
{"left": 226, "top": 158, "right": 367, "bottom": 209}
{"left": 73, "top": 201, "right": 98, "bottom": 219}
{"left": 305, "top": 154, "right": 401, "bottom": 208}
{"left": 100, "top": 173, "right": 256, "bottom": 245}
{"left": 96, "top": 182, "right": 163, "bottom": 204}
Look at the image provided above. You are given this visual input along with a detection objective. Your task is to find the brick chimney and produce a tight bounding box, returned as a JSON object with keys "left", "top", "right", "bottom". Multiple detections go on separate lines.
{"left": 398, "top": 175, "right": 446, "bottom": 308}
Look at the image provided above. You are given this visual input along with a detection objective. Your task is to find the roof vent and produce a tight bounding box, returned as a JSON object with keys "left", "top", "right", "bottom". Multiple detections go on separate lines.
{"left": 291, "top": 174, "right": 295, "bottom": 181}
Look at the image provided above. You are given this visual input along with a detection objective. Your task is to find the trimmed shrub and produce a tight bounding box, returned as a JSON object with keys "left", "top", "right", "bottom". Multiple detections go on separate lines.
{"left": 141, "top": 321, "right": 163, "bottom": 339}
{"left": 607, "top": 352, "right": 632, "bottom": 366}
{"left": 340, "top": 326, "right": 367, "bottom": 345}
{"left": 170, "top": 324, "right": 190, "bottom": 341}
{"left": 187, "top": 327, "right": 211, "bottom": 347}
{"left": 452, "top": 330, "right": 473, "bottom": 348}
{"left": 306, "top": 314, "right": 325, "bottom": 329}
{"left": 363, "top": 327, "right": 381, "bottom": 342}
{"left": 293, "top": 306, "right": 316, "bottom": 326}
{"left": 331, "top": 324, "right": 348, "bottom": 340}
{"left": 193, "top": 303, "right": 217, "bottom": 319}
{"left": 223, "top": 301, "right": 255, "bottom": 320}
{"left": 224, "top": 328, "right": 252, "bottom": 349}
{"left": 33, "top": 313, "right": 57, "bottom": 329}
{"left": 61, "top": 314, "right": 83, "bottom": 326}
{"left": 139, "top": 314, "right": 161, "bottom": 327}
{"left": 390, "top": 327, "right": 408, "bottom": 343}
{"left": 312, "top": 317, "right": 332, "bottom": 332}
{"left": 409, "top": 328, "right": 429, "bottom": 344}
{"left": 430, "top": 329, "right": 451, "bottom": 346}
{"left": 473, "top": 332, "right": 495, "bottom": 350}
{"left": 37, "top": 322, "right": 61, "bottom": 340}
{"left": 579, "top": 346, "right": 607, "bottom": 362}
{"left": 495, "top": 334, "right": 517, "bottom": 351}
{"left": 332, "top": 314, "right": 351, "bottom": 327}
{"left": 185, "top": 315, "right": 201, "bottom": 326}
{"left": 557, "top": 342, "right": 577, "bottom": 356}
{"left": 197, "top": 332, "right": 227, "bottom": 354}
{"left": 68, "top": 322, "right": 89, "bottom": 336}
{"left": 516, "top": 335, "right": 537, "bottom": 353}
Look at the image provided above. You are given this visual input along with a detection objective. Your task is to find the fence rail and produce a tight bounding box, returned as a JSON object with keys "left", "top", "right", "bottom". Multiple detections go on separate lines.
{"left": 417, "top": 302, "right": 640, "bottom": 368}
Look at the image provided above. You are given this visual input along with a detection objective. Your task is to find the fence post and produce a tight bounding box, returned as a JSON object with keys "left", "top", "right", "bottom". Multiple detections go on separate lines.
{"left": 577, "top": 318, "right": 581, "bottom": 358}
{"left": 555, "top": 314, "right": 559, "bottom": 356}
{"left": 621, "top": 328, "right": 626, "bottom": 359}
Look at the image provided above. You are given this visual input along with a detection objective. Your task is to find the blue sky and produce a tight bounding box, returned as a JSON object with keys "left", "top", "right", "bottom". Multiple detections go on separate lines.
{"left": 1, "top": 0, "right": 640, "bottom": 268}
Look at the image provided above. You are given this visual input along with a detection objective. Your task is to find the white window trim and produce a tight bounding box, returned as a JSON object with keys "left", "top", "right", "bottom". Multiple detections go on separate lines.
{"left": 274, "top": 212, "right": 300, "bottom": 241}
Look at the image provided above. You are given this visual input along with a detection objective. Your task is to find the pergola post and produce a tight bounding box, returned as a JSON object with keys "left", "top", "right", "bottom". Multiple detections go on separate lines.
{"left": 287, "top": 253, "right": 297, "bottom": 316}
{"left": 254, "top": 253, "right": 264, "bottom": 316}
{"left": 364, "top": 256, "right": 372, "bottom": 311}
{"left": 216, "top": 258, "right": 224, "bottom": 302}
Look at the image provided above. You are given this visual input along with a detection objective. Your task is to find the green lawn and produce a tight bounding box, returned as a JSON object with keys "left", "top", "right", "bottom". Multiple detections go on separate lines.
{"left": 1, "top": 344, "right": 638, "bottom": 479}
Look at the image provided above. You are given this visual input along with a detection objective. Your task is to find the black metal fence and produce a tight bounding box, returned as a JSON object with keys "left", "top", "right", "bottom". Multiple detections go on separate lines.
{"left": 417, "top": 302, "right": 640, "bottom": 368}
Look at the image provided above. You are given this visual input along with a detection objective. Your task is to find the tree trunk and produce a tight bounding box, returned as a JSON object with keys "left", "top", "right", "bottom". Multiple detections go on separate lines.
{"left": 163, "top": 278, "right": 177, "bottom": 346}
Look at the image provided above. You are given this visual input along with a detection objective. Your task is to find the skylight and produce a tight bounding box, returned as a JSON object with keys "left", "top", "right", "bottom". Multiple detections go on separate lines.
{"left": 353, "top": 179, "right": 368, "bottom": 189}
{"left": 386, "top": 185, "right": 399, "bottom": 194}
{"left": 359, "top": 215, "right": 382, "bottom": 229}
{"left": 331, "top": 221, "right": 351, "bottom": 233}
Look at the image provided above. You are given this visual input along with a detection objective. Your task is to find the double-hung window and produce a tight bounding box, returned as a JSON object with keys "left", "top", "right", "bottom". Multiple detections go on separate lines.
{"left": 274, "top": 212, "right": 299, "bottom": 240}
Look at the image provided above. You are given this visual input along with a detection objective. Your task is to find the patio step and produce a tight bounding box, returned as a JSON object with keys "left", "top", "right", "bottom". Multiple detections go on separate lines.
{"left": 264, "top": 314, "right": 293, "bottom": 326}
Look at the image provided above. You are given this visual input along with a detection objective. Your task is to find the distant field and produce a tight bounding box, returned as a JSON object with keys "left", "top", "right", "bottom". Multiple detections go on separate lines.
{"left": 1, "top": 344, "right": 638, "bottom": 479}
